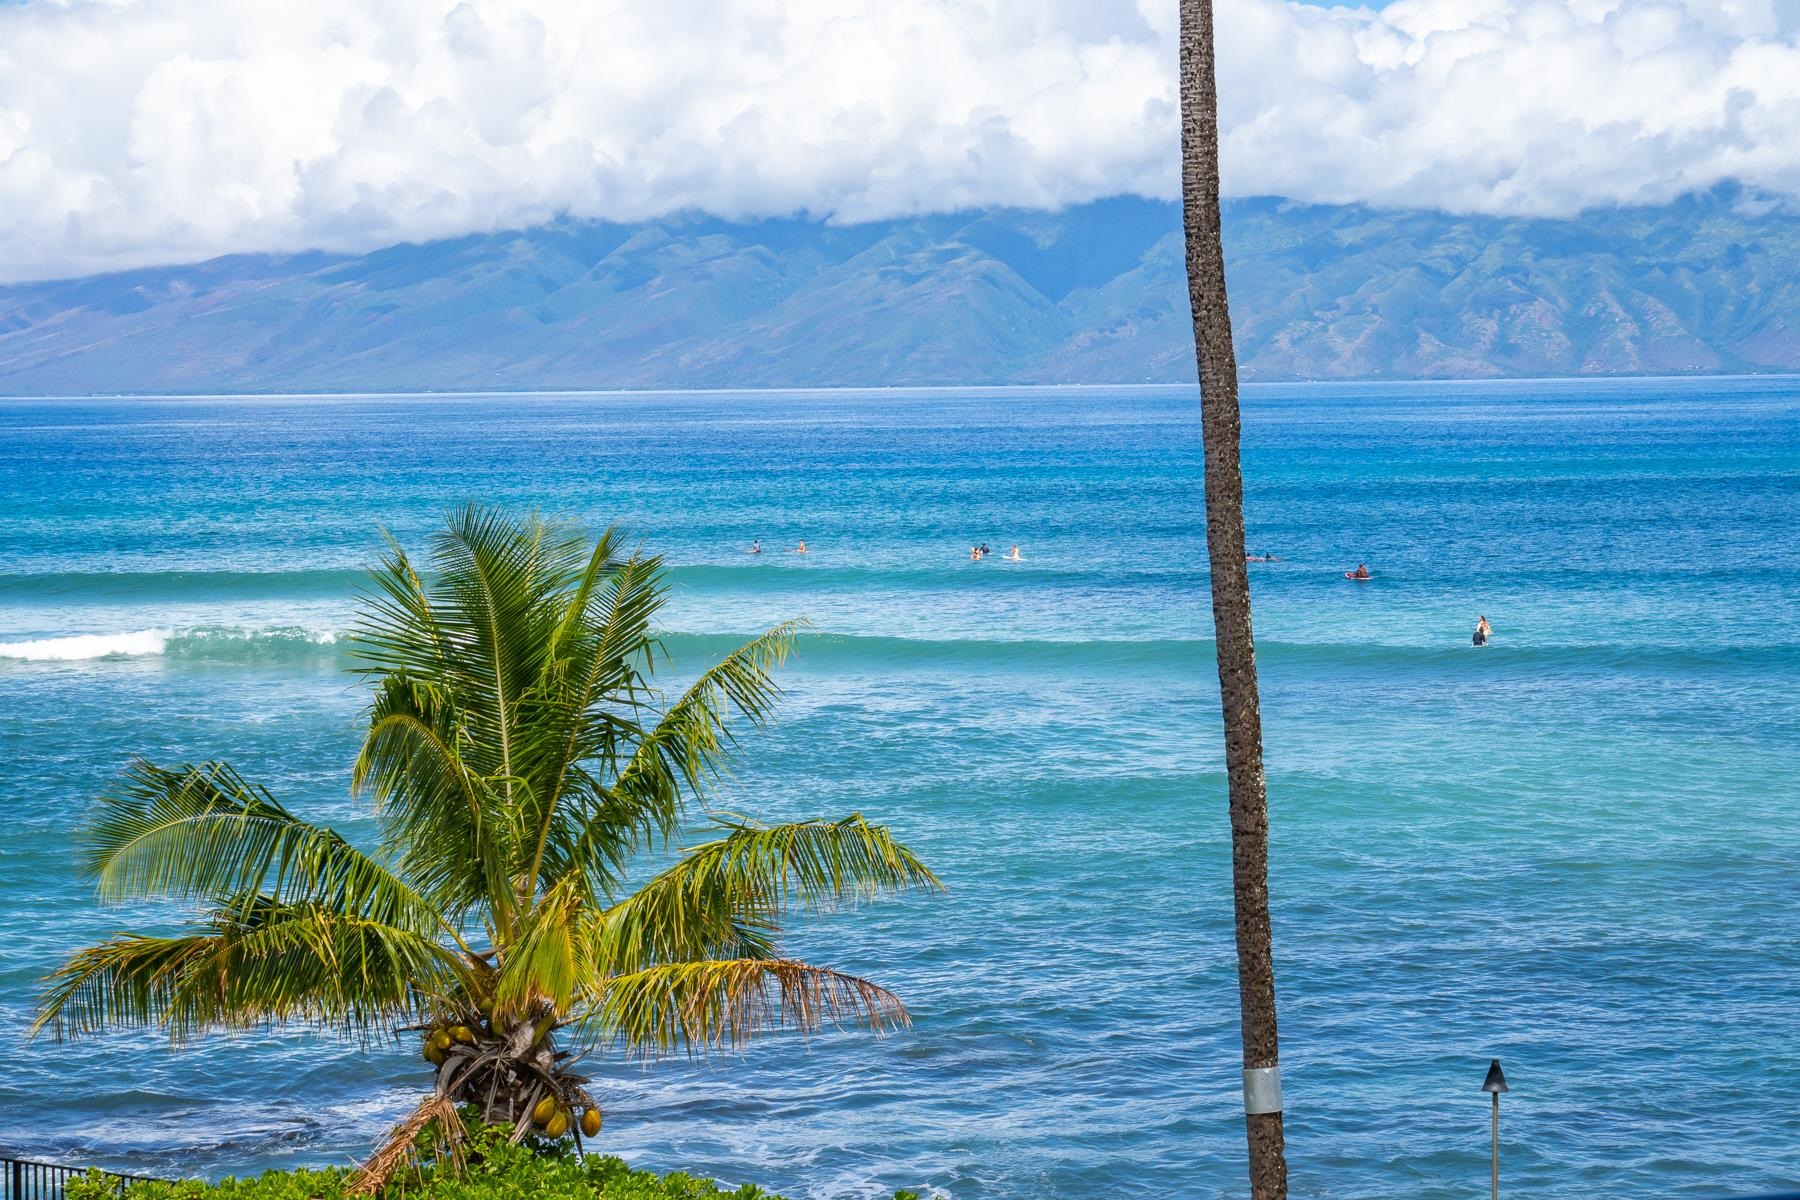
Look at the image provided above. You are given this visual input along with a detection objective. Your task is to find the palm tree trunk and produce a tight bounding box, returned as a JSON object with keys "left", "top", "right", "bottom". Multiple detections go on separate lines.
{"left": 1178, "top": 2, "right": 1289, "bottom": 1198}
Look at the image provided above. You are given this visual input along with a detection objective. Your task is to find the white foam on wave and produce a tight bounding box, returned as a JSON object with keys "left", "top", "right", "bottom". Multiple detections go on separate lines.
{"left": 0, "top": 628, "right": 173, "bottom": 660}
{"left": 0, "top": 625, "right": 342, "bottom": 661}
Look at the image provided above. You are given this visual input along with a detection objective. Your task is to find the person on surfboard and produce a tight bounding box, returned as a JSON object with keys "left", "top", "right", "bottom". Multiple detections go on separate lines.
{"left": 1348, "top": 563, "right": 1371, "bottom": 580}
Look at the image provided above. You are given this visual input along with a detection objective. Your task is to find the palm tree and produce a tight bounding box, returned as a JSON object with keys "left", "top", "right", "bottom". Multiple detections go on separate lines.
{"left": 1179, "top": 2, "right": 1289, "bottom": 1197}
{"left": 34, "top": 505, "right": 938, "bottom": 1165}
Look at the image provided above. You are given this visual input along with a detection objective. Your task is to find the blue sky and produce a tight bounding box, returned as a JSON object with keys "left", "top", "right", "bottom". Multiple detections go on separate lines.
{"left": 2, "top": 0, "right": 1799, "bottom": 281}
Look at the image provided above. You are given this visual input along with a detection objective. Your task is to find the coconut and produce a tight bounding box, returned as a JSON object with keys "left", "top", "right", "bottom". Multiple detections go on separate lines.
{"left": 544, "top": 1110, "right": 570, "bottom": 1139}
{"left": 423, "top": 1042, "right": 446, "bottom": 1066}
{"left": 580, "top": 1108, "right": 602, "bottom": 1137}
{"left": 428, "top": 1028, "right": 453, "bottom": 1052}
{"left": 531, "top": 1096, "right": 558, "bottom": 1126}
{"left": 449, "top": 1025, "right": 476, "bottom": 1045}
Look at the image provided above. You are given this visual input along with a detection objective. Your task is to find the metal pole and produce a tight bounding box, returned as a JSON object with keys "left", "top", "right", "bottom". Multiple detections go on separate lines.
{"left": 1491, "top": 1090, "right": 1499, "bottom": 1200}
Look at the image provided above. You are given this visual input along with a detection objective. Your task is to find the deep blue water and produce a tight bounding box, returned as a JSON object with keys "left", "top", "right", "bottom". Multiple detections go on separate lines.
{"left": 1, "top": 380, "right": 1797, "bottom": 1199}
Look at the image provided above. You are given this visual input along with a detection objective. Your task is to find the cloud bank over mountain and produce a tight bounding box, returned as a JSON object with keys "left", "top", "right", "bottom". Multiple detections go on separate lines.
{"left": 3, "top": 0, "right": 1800, "bottom": 281}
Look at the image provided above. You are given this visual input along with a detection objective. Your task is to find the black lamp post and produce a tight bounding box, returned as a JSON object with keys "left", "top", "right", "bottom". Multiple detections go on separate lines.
{"left": 1482, "top": 1058, "right": 1509, "bottom": 1200}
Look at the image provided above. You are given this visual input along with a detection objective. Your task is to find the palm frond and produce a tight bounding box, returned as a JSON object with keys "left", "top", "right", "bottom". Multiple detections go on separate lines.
{"left": 603, "top": 621, "right": 806, "bottom": 847}
{"left": 349, "top": 531, "right": 453, "bottom": 686}
{"left": 541, "top": 527, "right": 631, "bottom": 669}
{"left": 33, "top": 896, "right": 467, "bottom": 1043}
{"left": 676, "top": 814, "right": 941, "bottom": 913}
{"left": 354, "top": 687, "right": 516, "bottom": 928}
{"left": 520, "top": 550, "right": 666, "bottom": 899}
{"left": 86, "top": 760, "right": 451, "bottom": 941}
{"left": 585, "top": 816, "right": 936, "bottom": 978}
{"left": 491, "top": 875, "right": 584, "bottom": 1018}
{"left": 218, "top": 900, "right": 468, "bottom": 1029}
{"left": 591, "top": 958, "right": 908, "bottom": 1056}
{"left": 31, "top": 932, "right": 217, "bottom": 1042}
{"left": 423, "top": 504, "right": 586, "bottom": 786}
{"left": 349, "top": 1093, "right": 464, "bottom": 1197}
{"left": 583, "top": 867, "right": 772, "bottom": 980}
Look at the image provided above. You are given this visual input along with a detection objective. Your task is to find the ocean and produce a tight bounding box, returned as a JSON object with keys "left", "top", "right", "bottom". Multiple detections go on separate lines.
{"left": 1, "top": 380, "right": 1796, "bottom": 1199}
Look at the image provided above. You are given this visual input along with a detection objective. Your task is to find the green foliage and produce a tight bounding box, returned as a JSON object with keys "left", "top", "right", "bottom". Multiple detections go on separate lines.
{"left": 67, "top": 1133, "right": 927, "bottom": 1200}
{"left": 66, "top": 1170, "right": 126, "bottom": 1200}
{"left": 36, "top": 504, "right": 939, "bottom": 1067}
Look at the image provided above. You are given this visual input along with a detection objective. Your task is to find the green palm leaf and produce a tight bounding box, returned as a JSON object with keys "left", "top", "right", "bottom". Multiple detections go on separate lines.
{"left": 628, "top": 619, "right": 804, "bottom": 794}
{"left": 86, "top": 760, "right": 451, "bottom": 941}
{"left": 354, "top": 681, "right": 515, "bottom": 929}
{"left": 598, "top": 620, "right": 805, "bottom": 842}
{"left": 587, "top": 816, "right": 938, "bottom": 977}
{"left": 592, "top": 958, "right": 909, "bottom": 1056}
{"left": 674, "top": 814, "right": 941, "bottom": 912}
{"left": 490, "top": 874, "right": 585, "bottom": 1017}
{"left": 35, "top": 897, "right": 467, "bottom": 1042}
{"left": 520, "top": 549, "right": 666, "bottom": 899}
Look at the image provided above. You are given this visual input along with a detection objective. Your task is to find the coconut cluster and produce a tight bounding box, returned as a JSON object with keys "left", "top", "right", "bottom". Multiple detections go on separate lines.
{"left": 420, "top": 1023, "right": 477, "bottom": 1065}
{"left": 419, "top": 1021, "right": 601, "bottom": 1140}
{"left": 527, "top": 1094, "right": 603, "bottom": 1138}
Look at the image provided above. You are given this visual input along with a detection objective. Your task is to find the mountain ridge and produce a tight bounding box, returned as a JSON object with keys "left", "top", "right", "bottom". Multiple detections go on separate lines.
{"left": 4, "top": 190, "right": 1799, "bottom": 393}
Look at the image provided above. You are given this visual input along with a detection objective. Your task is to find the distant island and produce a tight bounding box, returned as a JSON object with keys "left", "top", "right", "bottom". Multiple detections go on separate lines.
{"left": 3, "top": 187, "right": 1798, "bottom": 394}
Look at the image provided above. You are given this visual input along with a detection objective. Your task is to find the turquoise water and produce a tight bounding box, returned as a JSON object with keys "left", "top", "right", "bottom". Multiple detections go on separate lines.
{"left": 1, "top": 381, "right": 1797, "bottom": 1198}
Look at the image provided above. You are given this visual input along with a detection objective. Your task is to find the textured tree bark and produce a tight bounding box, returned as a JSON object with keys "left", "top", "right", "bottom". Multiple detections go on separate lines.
{"left": 1177, "top": 2, "right": 1289, "bottom": 1198}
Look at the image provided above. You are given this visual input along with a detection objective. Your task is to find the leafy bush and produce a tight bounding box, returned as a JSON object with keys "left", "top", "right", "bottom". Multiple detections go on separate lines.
{"left": 63, "top": 1131, "right": 924, "bottom": 1200}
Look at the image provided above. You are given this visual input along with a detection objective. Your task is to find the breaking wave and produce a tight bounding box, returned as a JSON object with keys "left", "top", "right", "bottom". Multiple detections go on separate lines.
{"left": 0, "top": 626, "right": 342, "bottom": 663}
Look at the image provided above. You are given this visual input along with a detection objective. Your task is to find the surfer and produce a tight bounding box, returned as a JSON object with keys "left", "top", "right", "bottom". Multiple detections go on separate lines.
{"left": 971, "top": 545, "right": 984, "bottom": 561}
{"left": 750, "top": 540, "right": 762, "bottom": 555}
{"left": 1006, "top": 545, "right": 1022, "bottom": 561}
{"left": 792, "top": 540, "right": 808, "bottom": 554}
{"left": 1247, "top": 552, "right": 1278, "bottom": 563}
{"left": 1473, "top": 615, "right": 1491, "bottom": 647}
{"left": 1348, "top": 563, "right": 1371, "bottom": 580}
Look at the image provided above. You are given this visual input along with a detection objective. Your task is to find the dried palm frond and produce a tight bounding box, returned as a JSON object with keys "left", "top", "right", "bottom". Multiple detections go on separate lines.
{"left": 348, "top": 1092, "right": 464, "bottom": 1196}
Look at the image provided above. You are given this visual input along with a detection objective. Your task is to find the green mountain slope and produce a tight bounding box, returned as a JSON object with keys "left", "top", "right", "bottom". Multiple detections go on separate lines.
{"left": 2, "top": 190, "right": 1797, "bottom": 392}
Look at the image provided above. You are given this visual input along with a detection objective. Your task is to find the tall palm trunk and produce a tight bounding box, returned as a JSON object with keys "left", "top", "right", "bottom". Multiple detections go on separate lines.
{"left": 1178, "top": 2, "right": 1288, "bottom": 1197}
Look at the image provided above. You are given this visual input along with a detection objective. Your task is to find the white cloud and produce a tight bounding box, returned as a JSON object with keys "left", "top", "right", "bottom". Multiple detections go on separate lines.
{"left": 2, "top": 0, "right": 1800, "bottom": 281}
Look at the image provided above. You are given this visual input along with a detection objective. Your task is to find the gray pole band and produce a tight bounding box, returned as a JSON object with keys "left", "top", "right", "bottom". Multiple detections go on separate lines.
{"left": 1243, "top": 1066, "right": 1283, "bottom": 1115}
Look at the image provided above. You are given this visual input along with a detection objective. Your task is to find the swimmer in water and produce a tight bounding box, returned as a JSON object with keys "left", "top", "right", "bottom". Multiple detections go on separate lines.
{"left": 1473, "top": 615, "right": 1491, "bottom": 647}
{"left": 1006, "top": 545, "right": 1022, "bottom": 561}
{"left": 971, "top": 545, "right": 984, "bottom": 561}
{"left": 750, "top": 540, "right": 762, "bottom": 554}
{"left": 793, "top": 540, "right": 808, "bottom": 554}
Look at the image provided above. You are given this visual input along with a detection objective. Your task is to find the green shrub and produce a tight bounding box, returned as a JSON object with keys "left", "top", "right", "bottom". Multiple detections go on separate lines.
{"left": 70, "top": 1135, "right": 924, "bottom": 1200}
{"left": 66, "top": 1170, "right": 126, "bottom": 1200}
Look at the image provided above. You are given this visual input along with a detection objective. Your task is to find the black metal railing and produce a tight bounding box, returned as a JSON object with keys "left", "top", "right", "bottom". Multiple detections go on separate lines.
{"left": 5, "top": 1152, "right": 1796, "bottom": 1200}
{"left": 2, "top": 1158, "right": 160, "bottom": 1200}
